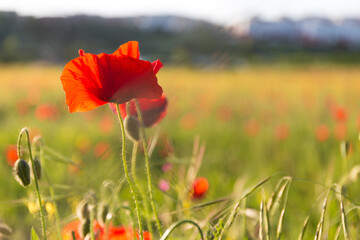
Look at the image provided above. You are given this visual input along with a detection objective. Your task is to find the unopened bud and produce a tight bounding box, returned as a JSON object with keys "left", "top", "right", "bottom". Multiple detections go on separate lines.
{"left": 0, "top": 223, "right": 12, "bottom": 236}
{"left": 30, "top": 157, "right": 42, "bottom": 180}
{"left": 124, "top": 115, "right": 140, "bottom": 142}
{"left": 78, "top": 218, "right": 90, "bottom": 239}
{"left": 340, "top": 141, "right": 351, "bottom": 159}
{"left": 97, "top": 203, "right": 109, "bottom": 226}
{"left": 76, "top": 200, "right": 90, "bottom": 220}
{"left": 12, "top": 159, "right": 31, "bottom": 187}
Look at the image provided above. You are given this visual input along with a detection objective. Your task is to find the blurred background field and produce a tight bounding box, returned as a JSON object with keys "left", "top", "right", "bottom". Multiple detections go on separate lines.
{"left": 1, "top": 63, "right": 360, "bottom": 238}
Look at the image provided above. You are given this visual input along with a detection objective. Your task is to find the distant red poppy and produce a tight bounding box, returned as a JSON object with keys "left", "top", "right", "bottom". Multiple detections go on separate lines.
{"left": 60, "top": 41, "right": 163, "bottom": 113}
{"left": 111, "top": 94, "right": 167, "bottom": 127}
{"left": 244, "top": 119, "right": 260, "bottom": 137}
{"left": 275, "top": 123, "right": 290, "bottom": 140}
{"left": 192, "top": 177, "right": 209, "bottom": 199}
{"left": 62, "top": 220, "right": 151, "bottom": 240}
{"left": 332, "top": 105, "right": 347, "bottom": 122}
{"left": 334, "top": 122, "right": 347, "bottom": 140}
{"left": 315, "top": 124, "right": 330, "bottom": 141}
{"left": 5, "top": 145, "right": 18, "bottom": 166}
{"left": 35, "top": 103, "right": 59, "bottom": 121}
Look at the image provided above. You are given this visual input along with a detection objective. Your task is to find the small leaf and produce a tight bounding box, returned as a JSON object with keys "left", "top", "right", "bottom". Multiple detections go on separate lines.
{"left": 31, "top": 227, "right": 40, "bottom": 240}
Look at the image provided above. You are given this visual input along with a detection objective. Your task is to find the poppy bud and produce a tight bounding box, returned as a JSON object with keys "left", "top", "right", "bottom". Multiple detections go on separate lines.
{"left": 12, "top": 159, "right": 31, "bottom": 187}
{"left": 78, "top": 218, "right": 90, "bottom": 239}
{"left": 76, "top": 200, "right": 90, "bottom": 220}
{"left": 97, "top": 203, "right": 109, "bottom": 226}
{"left": 340, "top": 141, "right": 351, "bottom": 158}
{"left": 0, "top": 223, "right": 12, "bottom": 236}
{"left": 30, "top": 157, "right": 42, "bottom": 180}
{"left": 124, "top": 115, "right": 140, "bottom": 142}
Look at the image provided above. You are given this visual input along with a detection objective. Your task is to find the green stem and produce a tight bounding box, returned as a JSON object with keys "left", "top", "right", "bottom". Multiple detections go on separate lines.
{"left": 18, "top": 128, "right": 47, "bottom": 240}
{"left": 34, "top": 137, "right": 62, "bottom": 240}
{"left": 134, "top": 100, "right": 163, "bottom": 235}
{"left": 131, "top": 142, "right": 154, "bottom": 236}
{"left": 116, "top": 104, "right": 143, "bottom": 240}
{"left": 159, "top": 220, "right": 203, "bottom": 240}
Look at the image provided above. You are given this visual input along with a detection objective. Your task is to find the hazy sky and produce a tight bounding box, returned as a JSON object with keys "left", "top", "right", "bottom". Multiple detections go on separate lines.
{"left": 1, "top": 0, "right": 359, "bottom": 24}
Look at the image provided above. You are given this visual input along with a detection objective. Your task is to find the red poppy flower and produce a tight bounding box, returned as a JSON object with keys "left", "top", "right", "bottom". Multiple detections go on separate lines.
{"left": 61, "top": 220, "right": 151, "bottom": 240}
{"left": 5, "top": 145, "right": 18, "bottom": 167}
{"left": 60, "top": 41, "right": 163, "bottom": 113}
{"left": 113, "top": 94, "right": 167, "bottom": 127}
{"left": 192, "top": 177, "right": 209, "bottom": 199}
{"left": 332, "top": 106, "right": 347, "bottom": 122}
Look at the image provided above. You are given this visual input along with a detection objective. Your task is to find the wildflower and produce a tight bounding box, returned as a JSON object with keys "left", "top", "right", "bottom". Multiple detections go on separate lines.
{"left": 315, "top": 124, "right": 330, "bottom": 142}
{"left": 332, "top": 105, "right": 347, "bottom": 122}
{"left": 34, "top": 103, "right": 59, "bottom": 121}
{"left": 124, "top": 115, "right": 140, "bottom": 142}
{"left": 334, "top": 122, "right": 347, "bottom": 140}
{"left": 275, "top": 123, "right": 290, "bottom": 140}
{"left": 244, "top": 119, "right": 259, "bottom": 137}
{"left": 5, "top": 145, "right": 18, "bottom": 167}
{"left": 161, "top": 163, "right": 173, "bottom": 173}
{"left": 158, "top": 179, "right": 170, "bottom": 192}
{"left": 61, "top": 220, "right": 152, "bottom": 240}
{"left": 60, "top": 41, "right": 163, "bottom": 113}
{"left": 192, "top": 177, "right": 209, "bottom": 199}
{"left": 45, "top": 202, "right": 56, "bottom": 219}
{"left": 116, "top": 94, "right": 168, "bottom": 128}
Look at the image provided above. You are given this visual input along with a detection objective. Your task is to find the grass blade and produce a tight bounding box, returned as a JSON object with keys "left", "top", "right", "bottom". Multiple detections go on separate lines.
{"left": 276, "top": 178, "right": 292, "bottom": 240}
{"left": 297, "top": 216, "right": 310, "bottom": 240}
{"left": 314, "top": 189, "right": 331, "bottom": 240}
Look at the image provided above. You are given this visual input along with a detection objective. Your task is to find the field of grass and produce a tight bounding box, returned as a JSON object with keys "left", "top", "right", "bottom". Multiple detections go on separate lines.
{"left": 1, "top": 63, "right": 360, "bottom": 239}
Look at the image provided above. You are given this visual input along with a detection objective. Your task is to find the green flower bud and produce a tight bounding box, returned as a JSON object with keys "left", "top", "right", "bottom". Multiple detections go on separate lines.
{"left": 12, "top": 159, "right": 31, "bottom": 187}
{"left": 76, "top": 200, "right": 90, "bottom": 220}
{"left": 0, "top": 223, "right": 12, "bottom": 236}
{"left": 30, "top": 157, "right": 42, "bottom": 180}
{"left": 124, "top": 115, "right": 140, "bottom": 142}
{"left": 78, "top": 218, "right": 90, "bottom": 239}
{"left": 97, "top": 203, "right": 109, "bottom": 226}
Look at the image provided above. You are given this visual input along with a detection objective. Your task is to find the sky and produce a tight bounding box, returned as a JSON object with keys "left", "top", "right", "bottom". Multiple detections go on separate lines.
{"left": 0, "top": 0, "right": 360, "bottom": 25}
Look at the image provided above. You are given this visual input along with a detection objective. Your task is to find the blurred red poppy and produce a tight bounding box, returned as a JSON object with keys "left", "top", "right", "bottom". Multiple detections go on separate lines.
{"left": 62, "top": 220, "right": 151, "bottom": 240}
{"left": 192, "top": 177, "right": 209, "bottom": 199}
{"left": 315, "top": 124, "right": 330, "bottom": 142}
{"left": 332, "top": 105, "right": 347, "bottom": 122}
{"left": 244, "top": 119, "right": 260, "bottom": 137}
{"left": 112, "top": 94, "right": 167, "bottom": 127}
{"left": 275, "top": 123, "right": 290, "bottom": 140}
{"left": 60, "top": 41, "right": 163, "bottom": 113}
{"left": 35, "top": 103, "right": 59, "bottom": 121}
{"left": 5, "top": 145, "right": 18, "bottom": 166}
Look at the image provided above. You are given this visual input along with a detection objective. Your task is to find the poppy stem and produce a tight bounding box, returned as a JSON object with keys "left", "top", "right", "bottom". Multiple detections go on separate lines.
{"left": 32, "top": 136, "right": 62, "bottom": 240}
{"left": 115, "top": 104, "right": 144, "bottom": 240}
{"left": 131, "top": 142, "right": 154, "bottom": 236}
{"left": 134, "top": 99, "right": 163, "bottom": 235}
{"left": 17, "top": 128, "right": 47, "bottom": 240}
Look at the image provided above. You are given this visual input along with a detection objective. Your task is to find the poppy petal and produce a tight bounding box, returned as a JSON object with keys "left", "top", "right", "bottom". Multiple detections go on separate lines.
{"left": 113, "top": 41, "right": 140, "bottom": 59}
{"left": 97, "top": 53, "right": 163, "bottom": 104}
{"left": 60, "top": 53, "right": 108, "bottom": 113}
{"left": 151, "top": 60, "right": 163, "bottom": 74}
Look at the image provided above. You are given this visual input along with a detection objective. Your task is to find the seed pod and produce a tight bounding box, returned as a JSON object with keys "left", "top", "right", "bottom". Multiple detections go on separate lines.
{"left": 124, "top": 115, "right": 140, "bottom": 142}
{"left": 30, "top": 157, "right": 42, "bottom": 180}
{"left": 76, "top": 200, "right": 90, "bottom": 220}
{"left": 78, "top": 218, "right": 90, "bottom": 239}
{"left": 12, "top": 159, "right": 31, "bottom": 187}
{"left": 0, "top": 223, "right": 12, "bottom": 236}
{"left": 97, "top": 203, "right": 109, "bottom": 226}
